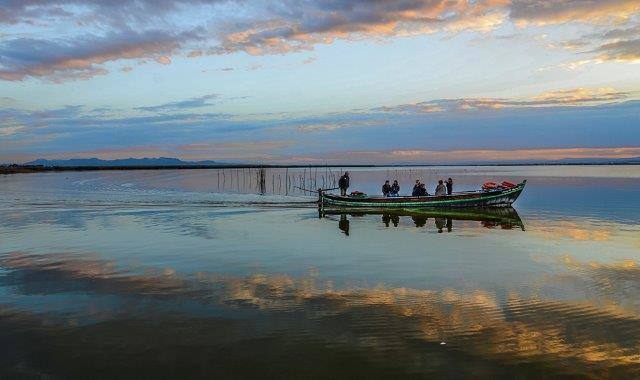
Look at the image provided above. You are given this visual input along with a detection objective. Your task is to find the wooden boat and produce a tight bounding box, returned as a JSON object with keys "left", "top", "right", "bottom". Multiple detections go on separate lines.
{"left": 319, "top": 180, "right": 526, "bottom": 209}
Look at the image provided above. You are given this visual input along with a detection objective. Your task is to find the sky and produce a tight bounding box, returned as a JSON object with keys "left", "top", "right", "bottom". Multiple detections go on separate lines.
{"left": 0, "top": 0, "right": 639, "bottom": 164}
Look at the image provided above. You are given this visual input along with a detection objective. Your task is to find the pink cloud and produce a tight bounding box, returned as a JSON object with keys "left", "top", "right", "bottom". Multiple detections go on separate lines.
{"left": 155, "top": 55, "right": 172, "bottom": 65}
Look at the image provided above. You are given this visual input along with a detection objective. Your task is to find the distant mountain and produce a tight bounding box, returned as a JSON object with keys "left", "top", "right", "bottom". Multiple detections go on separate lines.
{"left": 24, "top": 157, "right": 222, "bottom": 167}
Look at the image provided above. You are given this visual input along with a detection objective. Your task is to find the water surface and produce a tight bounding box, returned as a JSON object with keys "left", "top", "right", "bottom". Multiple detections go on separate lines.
{"left": 1, "top": 166, "right": 639, "bottom": 378}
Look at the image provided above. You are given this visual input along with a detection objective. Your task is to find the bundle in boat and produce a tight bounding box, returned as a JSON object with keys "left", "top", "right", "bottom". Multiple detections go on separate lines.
{"left": 482, "top": 181, "right": 517, "bottom": 191}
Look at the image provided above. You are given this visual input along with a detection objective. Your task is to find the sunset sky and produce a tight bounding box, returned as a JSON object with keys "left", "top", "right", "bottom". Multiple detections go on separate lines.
{"left": 1, "top": 0, "right": 639, "bottom": 164}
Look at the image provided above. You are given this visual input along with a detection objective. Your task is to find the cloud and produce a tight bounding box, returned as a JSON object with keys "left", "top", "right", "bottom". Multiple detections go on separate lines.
{"left": 2, "top": 92, "right": 639, "bottom": 164}
{"left": 552, "top": 22, "right": 640, "bottom": 65}
{"left": 155, "top": 55, "right": 172, "bottom": 65}
{"left": 2, "top": 1, "right": 638, "bottom": 83}
{"left": 178, "top": 141, "right": 290, "bottom": 151}
{"left": 546, "top": 59, "right": 604, "bottom": 71}
{"left": 247, "top": 63, "right": 264, "bottom": 71}
{"left": 0, "top": 28, "right": 201, "bottom": 81}
{"left": 594, "top": 39, "right": 640, "bottom": 62}
{"left": 0, "top": 126, "right": 25, "bottom": 136}
{"left": 16, "top": 145, "right": 640, "bottom": 165}
{"left": 322, "top": 146, "right": 640, "bottom": 164}
{"left": 213, "top": 0, "right": 511, "bottom": 55}
{"left": 301, "top": 56, "right": 317, "bottom": 65}
{"left": 376, "top": 88, "right": 631, "bottom": 114}
{"left": 135, "top": 94, "right": 218, "bottom": 112}
{"left": 175, "top": 140, "right": 291, "bottom": 160}
{"left": 598, "top": 24, "right": 640, "bottom": 40}
{"left": 200, "top": 67, "right": 235, "bottom": 73}
{"left": 531, "top": 87, "right": 630, "bottom": 104}
{"left": 0, "top": 0, "right": 224, "bottom": 26}
{"left": 296, "top": 123, "right": 348, "bottom": 132}
{"left": 509, "top": 0, "right": 640, "bottom": 25}
{"left": 296, "top": 119, "right": 385, "bottom": 133}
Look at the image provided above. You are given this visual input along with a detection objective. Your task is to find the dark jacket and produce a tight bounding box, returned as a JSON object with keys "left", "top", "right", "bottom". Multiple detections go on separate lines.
{"left": 382, "top": 183, "right": 391, "bottom": 195}
{"left": 338, "top": 174, "right": 349, "bottom": 189}
{"left": 412, "top": 185, "right": 425, "bottom": 196}
{"left": 446, "top": 180, "right": 453, "bottom": 195}
{"left": 390, "top": 183, "right": 400, "bottom": 194}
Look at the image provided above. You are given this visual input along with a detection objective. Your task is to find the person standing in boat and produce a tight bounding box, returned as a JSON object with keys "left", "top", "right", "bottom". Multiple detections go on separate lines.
{"left": 390, "top": 180, "right": 400, "bottom": 196}
{"left": 435, "top": 179, "right": 447, "bottom": 196}
{"left": 382, "top": 180, "right": 391, "bottom": 197}
{"left": 446, "top": 178, "right": 453, "bottom": 195}
{"left": 338, "top": 171, "right": 350, "bottom": 196}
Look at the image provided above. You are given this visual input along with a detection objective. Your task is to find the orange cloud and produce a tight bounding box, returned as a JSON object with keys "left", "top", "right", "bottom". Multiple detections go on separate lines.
{"left": 155, "top": 55, "right": 172, "bottom": 65}
{"left": 214, "top": 1, "right": 512, "bottom": 55}
{"left": 510, "top": 0, "right": 640, "bottom": 25}
{"left": 532, "top": 87, "right": 629, "bottom": 104}
{"left": 1, "top": 1, "right": 638, "bottom": 83}
{"left": 376, "top": 87, "right": 631, "bottom": 114}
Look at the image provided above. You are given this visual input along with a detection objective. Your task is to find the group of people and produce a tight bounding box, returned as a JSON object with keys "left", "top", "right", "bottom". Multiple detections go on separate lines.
{"left": 337, "top": 171, "right": 455, "bottom": 198}
{"left": 381, "top": 180, "right": 401, "bottom": 197}
{"left": 384, "top": 177, "right": 454, "bottom": 197}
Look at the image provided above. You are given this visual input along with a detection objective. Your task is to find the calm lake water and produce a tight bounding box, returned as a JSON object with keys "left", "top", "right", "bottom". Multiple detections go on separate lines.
{"left": 1, "top": 166, "right": 639, "bottom": 378}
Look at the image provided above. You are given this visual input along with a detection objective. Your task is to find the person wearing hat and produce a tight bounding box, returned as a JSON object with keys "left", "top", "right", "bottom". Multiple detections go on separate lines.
{"left": 338, "top": 171, "right": 350, "bottom": 196}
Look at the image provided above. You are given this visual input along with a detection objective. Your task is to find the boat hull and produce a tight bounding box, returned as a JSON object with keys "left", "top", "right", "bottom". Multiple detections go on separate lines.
{"left": 319, "top": 180, "right": 526, "bottom": 209}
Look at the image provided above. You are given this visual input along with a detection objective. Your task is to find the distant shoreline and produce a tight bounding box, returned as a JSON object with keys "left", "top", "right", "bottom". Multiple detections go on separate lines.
{"left": 2, "top": 162, "right": 639, "bottom": 175}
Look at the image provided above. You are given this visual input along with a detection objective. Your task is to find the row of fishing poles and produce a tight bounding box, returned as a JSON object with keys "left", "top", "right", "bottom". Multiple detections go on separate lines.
{"left": 215, "top": 167, "right": 341, "bottom": 195}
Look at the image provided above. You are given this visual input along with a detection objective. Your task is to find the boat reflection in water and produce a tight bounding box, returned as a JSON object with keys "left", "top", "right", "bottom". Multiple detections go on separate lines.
{"left": 321, "top": 207, "right": 524, "bottom": 235}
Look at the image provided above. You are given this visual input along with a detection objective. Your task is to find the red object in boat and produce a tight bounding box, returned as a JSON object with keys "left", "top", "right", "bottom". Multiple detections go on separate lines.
{"left": 501, "top": 181, "right": 516, "bottom": 189}
{"left": 482, "top": 182, "right": 499, "bottom": 191}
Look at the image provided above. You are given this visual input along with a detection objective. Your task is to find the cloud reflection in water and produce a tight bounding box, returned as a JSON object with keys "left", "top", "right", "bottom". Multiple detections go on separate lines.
{"left": 1, "top": 250, "right": 640, "bottom": 378}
